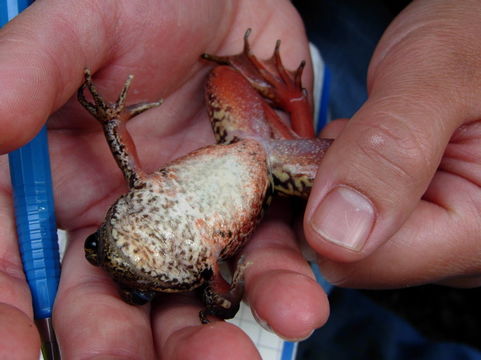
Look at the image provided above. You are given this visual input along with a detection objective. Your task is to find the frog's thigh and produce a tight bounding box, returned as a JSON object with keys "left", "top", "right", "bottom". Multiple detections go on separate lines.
{"left": 205, "top": 66, "right": 272, "bottom": 141}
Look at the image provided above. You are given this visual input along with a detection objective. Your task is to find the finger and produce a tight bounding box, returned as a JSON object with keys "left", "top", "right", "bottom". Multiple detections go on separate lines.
{"left": 318, "top": 170, "right": 481, "bottom": 288}
{"left": 318, "top": 118, "right": 348, "bottom": 138}
{"left": 304, "top": 0, "right": 481, "bottom": 262}
{"left": 0, "top": 0, "right": 111, "bottom": 150}
{"left": 0, "top": 304, "right": 40, "bottom": 359}
{"left": 0, "top": 0, "right": 229, "bottom": 153}
{"left": 0, "top": 188, "right": 40, "bottom": 358}
{"left": 54, "top": 229, "right": 156, "bottom": 359}
{"left": 242, "top": 200, "right": 329, "bottom": 341}
{"left": 150, "top": 202, "right": 328, "bottom": 358}
{"left": 152, "top": 294, "right": 261, "bottom": 360}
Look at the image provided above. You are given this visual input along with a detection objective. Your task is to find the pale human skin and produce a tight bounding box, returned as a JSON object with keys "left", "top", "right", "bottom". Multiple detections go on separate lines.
{"left": 0, "top": 0, "right": 481, "bottom": 359}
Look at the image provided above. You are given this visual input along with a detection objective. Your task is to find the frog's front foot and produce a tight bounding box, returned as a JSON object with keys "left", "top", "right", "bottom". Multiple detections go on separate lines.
{"left": 78, "top": 69, "right": 163, "bottom": 124}
{"left": 77, "top": 69, "right": 163, "bottom": 186}
{"left": 199, "top": 257, "right": 249, "bottom": 323}
{"left": 119, "top": 285, "right": 156, "bottom": 306}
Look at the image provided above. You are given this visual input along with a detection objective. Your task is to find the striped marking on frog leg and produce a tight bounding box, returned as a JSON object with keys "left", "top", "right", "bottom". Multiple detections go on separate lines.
{"left": 266, "top": 138, "right": 333, "bottom": 198}
{"left": 205, "top": 66, "right": 273, "bottom": 143}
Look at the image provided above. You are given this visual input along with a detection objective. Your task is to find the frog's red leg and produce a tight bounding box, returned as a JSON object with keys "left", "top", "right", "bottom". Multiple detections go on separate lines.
{"left": 77, "top": 69, "right": 162, "bottom": 188}
{"left": 205, "top": 65, "right": 298, "bottom": 143}
{"left": 199, "top": 258, "right": 248, "bottom": 323}
{"left": 202, "top": 29, "right": 314, "bottom": 138}
{"left": 267, "top": 138, "right": 334, "bottom": 198}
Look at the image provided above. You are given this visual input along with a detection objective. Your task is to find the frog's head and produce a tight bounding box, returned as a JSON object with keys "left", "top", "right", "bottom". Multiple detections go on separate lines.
{"left": 83, "top": 217, "right": 136, "bottom": 284}
{"left": 83, "top": 200, "right": 120, "bottom": 270}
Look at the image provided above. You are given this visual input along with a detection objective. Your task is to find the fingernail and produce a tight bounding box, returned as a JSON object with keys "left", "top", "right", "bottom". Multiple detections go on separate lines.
{"left": 279, "top": 329, "right": 315, "bottom": 342}
{"left": 310, "top": 186, "right": 375, "bottom": 251}
{"left": 251, "top": 308, "right": 314, "bottom": 342}
{"left": 251, "top": 307, "right": 274, "bottom": 333}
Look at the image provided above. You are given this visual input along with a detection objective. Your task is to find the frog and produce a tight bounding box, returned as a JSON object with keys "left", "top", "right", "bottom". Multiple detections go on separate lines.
{"left": 77, "top": 29, "right": 333, "bottom": 323}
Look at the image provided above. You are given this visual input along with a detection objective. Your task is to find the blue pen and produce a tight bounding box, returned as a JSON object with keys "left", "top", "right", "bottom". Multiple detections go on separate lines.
{"left": 1, "top": 1, "right": 61, "bottom": 359}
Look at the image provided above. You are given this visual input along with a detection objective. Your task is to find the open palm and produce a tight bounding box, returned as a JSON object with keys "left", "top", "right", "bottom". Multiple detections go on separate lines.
{"left": 0, "top": 1, "right": 328, "bottom": 358}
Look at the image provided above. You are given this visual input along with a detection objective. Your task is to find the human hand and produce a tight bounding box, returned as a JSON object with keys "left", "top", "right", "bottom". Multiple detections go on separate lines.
{"left": 0, "top": 0, "right": 329, "bottom": 358}
{"left": 305, "top": 0, "right": 481, "bottom": 289}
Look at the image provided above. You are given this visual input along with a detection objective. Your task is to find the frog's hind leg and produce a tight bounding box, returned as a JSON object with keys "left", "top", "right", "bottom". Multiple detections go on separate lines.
{"left": 267, "top": 138, "right": 333, "bottom": 198}
{"left": 205, "top": 65, "right": 298, "bottom": 143}
{"left": 77, "top": 69, "right": 162, "bottom": 187}
{"left": 202, "top": 29, "right": 314, "bottom": 138}
{"left": 199, "top": 258, "right": 249, "bottom": 324}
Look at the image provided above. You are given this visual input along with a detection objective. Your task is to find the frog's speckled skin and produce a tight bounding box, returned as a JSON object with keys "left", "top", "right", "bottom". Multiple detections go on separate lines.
{"left": 78, "top": 29, "right": 332, "bottom": 322}
{"left": 96, "top": 139, "right": 271, "bottom": 293}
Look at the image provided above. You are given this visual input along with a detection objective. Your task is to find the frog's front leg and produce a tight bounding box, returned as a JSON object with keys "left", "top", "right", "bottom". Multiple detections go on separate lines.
{"left": 77, "top": 69, "right": 162, "bottom": 188}
{"left": 199, "top": 257, "right": 248, "bottom": 324}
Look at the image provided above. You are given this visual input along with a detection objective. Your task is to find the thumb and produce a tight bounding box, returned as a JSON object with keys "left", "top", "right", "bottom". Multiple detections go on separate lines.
{"left": 304, "top": 0, "right": 481, "bottom": 262}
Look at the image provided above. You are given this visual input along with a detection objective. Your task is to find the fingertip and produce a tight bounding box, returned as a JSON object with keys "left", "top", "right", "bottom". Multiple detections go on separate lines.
{"left": 239, "top": 221, "right": 329, "bottom": 339}
{"left": 304, "top": 184, "right": 377, "bottom": 262}
{"left": 151, "top": 294, "right": 261, "bottom": 359}
{"left": 248, "top": 270, "right": 329, "bottom": 341}
{"left": 162, "top": 321, "right": 261, "bottom": 360}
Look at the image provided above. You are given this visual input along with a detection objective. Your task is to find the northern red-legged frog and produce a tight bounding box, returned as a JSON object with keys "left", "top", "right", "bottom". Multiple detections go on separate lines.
{"left": 78, "top": 29, "right": 332, "bottom": 323}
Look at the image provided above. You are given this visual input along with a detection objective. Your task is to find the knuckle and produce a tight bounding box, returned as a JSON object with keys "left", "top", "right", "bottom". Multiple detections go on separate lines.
{"left": 352, "top": 114, "right": 434, "bottom": 188}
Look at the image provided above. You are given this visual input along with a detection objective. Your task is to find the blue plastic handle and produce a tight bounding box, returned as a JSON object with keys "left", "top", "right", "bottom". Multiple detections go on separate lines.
{"left": 2, "top": 5, "right": 62, "bottom": 360}
{"left": 8, "top": 127, "right": 61, "bottom": 319}
{"left": 2, "top": 0, "right": 60, "bottom": 320}
{"left": 0, "top": 0, "right": 30, "bottom": 23}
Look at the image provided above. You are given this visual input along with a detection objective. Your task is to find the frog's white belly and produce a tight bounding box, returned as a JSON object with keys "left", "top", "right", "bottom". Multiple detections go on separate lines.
{"left": 108, "top": 139, "right": 271, "bottom": 290}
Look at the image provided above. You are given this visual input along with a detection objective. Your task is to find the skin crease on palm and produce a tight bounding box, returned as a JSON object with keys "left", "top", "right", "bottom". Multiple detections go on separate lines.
{"left": 0, "top": 0, "right": 481, "bottom": 359}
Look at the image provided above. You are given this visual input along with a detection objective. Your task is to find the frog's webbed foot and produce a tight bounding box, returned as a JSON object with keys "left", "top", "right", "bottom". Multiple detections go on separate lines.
{"left": 199, "top": 257, "right": 249, "bottom": 324}
{"left": 202, "top": 29, "right": 314, "bottom": 138}
{"left": 77, "top": 69, "right": 162, "bottom": 187}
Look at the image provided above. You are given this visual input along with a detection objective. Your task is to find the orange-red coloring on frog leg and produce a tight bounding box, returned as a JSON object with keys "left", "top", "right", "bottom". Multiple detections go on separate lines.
{"left": 202, "top": 28, "right": 315, "bottom": 140}
{"left": 205, "top": 66, "right": 298, "bottom": 142}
